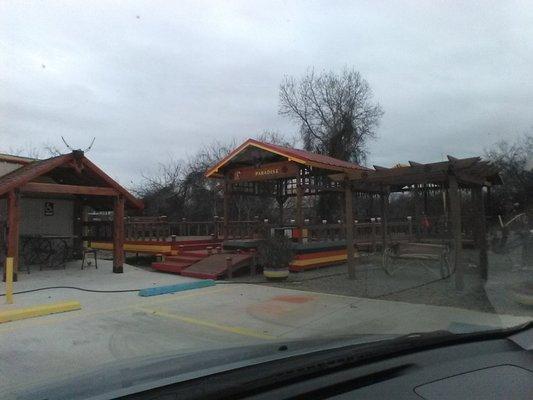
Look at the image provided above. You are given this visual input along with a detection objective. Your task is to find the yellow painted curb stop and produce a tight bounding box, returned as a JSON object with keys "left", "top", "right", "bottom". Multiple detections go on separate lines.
{"left": 263, "top": 269, "right": 290, "bottom": 279}
{"left": 0, "top": 301, "right": 81, "bottom": 323}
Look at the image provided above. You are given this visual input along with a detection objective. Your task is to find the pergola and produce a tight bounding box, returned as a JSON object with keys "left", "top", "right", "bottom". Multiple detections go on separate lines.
{"left": 205, "top": 138, "right": 368, "bottom": 240}
{"left": 332, "top": 156, "right": 502, "bottom": 290}
{"left": 0, "top": 150, "right": 143, "bottom": 280}
{"left": 206, "top": 139, "right": 502, "bottom": 290}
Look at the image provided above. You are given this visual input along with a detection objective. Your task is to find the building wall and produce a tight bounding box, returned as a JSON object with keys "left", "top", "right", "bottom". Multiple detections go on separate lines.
{"left": 1, "top": 160, "right": 74, "bottom": 236}
{"left": 0, "top": 197, "right": 74, "bottom": 236}
{"left": 0, "top": 197, "right": 75, "bottom": 261}
{"left": 20, "top": 198, "right": 74, "bottom": 236}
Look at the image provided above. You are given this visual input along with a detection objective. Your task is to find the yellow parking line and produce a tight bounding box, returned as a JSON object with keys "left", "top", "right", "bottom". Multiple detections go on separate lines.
{"left": 0, "top": 286, "right": 231, "bottom": 333}
{"left": 138, "top": 307, "right": 275, "bottom": 340}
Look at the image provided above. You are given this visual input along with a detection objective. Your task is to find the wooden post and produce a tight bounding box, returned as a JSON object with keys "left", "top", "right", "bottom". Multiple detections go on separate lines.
{"left": 296, "top": 168, "right": 303, "bottom": 243}
{"left": 113, "top": 195, "right": 125, "bottom": 273}
{"left": 486, "top": 186, "right": 492, "bottom": 217}
{"left": 345, "top": 180, "right": 356, "bottom": 280}
{"left": 413, "top": 184, "right": 421, "bottom": 239}
{"left": 380, "top": 188, "right": 390, "bottom": 252}
{"left": 250, "top": 248, "right": 257, "bottom": 277}
{"left": 73, "top": 200, "right": 84, "bottom": 259}
{"left": 226, "top": 256, "right": 233, "bottom": 279}
{"left": 526, "top": 187, "right": 533, "bottom": 268}
{"left": 371, "top": 218, "right": 377, "bottom": 253}
{"left": 6, "top": 190, "right": 20, "bottom": 282}
{"left": 223, "top": 178, "right": 230, "bottom": 241}
{"left": 448, "top": 175, "right": 463, "bottom": 290}
{"left": 423, "top": 184, "right": 429, "bottom": 214}
{"left": 472, "top": 186, "right": 488, "bottom": 280}
{"left": 277, "top": 196, "right": 284, "bottom": 226}
{"left": 5, "top": 257, "right": 13, "bottom": 304}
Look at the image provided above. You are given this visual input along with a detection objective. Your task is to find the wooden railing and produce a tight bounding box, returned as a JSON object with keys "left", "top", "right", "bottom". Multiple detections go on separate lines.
{"left": 169, "top": 221, "right": 218, "bottom": 237}
{"left": 306, "top": 220, "right": 413, "bottom": 243}
{"left": 82, "top": 215, "right": 484, "bottom": 244}
{"left": 83, "top": 220, "right": 171, "bottom": 242}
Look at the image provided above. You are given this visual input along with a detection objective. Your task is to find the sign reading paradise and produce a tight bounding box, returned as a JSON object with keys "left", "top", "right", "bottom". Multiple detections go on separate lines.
{"left": 230, "top": 161, "right": 300, "bottom": 182}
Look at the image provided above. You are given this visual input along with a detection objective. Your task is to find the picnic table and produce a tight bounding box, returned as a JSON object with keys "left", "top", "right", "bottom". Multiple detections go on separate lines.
{"left": 21, "top": 234, "right": 77, "bottom": 272}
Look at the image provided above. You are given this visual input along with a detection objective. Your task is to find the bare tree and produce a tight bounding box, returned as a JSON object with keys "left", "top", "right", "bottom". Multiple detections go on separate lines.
{"left": 134, "top": 133, "right": 298, "bottom": 221}
{"left": 256, "top": 130, "right": 297, "bottom": 148}
{"left": 279, "top": 68, "right": 383, "bottom": 164}
{"left": 7, "top": 144, "right": 43, "bottom": 159}
{"left": 42, "top": 142, "right": 63, "bottom": 156}
{"left": 485, "top": 133, "right": 533, "bottom": 218}
{"left": 133, "top": 156, "right": 186, "bottom": 217}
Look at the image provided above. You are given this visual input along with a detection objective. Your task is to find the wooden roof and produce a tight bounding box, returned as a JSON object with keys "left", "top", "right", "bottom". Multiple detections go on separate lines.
{"left": 205, "top": 138, "right": 368, "bottom": 178}
{"left": 331, "top": 155, "right": 502, "bottom": 191}
{"left": 0, "top": 153, "right": 35, "bottom": 165}
{"left": 0, "top": 151, "right": 144, "bottom": 209}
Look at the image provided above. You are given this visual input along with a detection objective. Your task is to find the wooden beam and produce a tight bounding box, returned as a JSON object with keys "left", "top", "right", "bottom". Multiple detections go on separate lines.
{"left": 296, "top": 168, "right": 303, "bottom": 243}
{"left": 223, "top": 178, "right": 230, "bottom": 240}
{"left": 347, "top": 157, "right": 488, "bottom": 185}
{"left": 345, "top": 180, "right": 356, "bottom": 279}
{"left": 413, "top": 184, "right": 421, "bottom": 240}
{"left": 455, "top": 172, "right": 486, "bottom": 186}
{"left": 0, "top": 154, "right": 73, "bottom": 197}
{"left": 113, "top": 195, "right": 125, "bottom": 273}
{"left": 6, "top": 190, "right": 20, "bottom": 281}
{"left": 72, "top": 200, "right": 84, "bottom": 259}
{"left": 81, "top": 158, "right": 144, "bottom": 210}
{"left": 448, "top": 175, "right": 463, "bottom": 290}
{"left": 21, "top": 182, "right": 118, "bottom": 196}
{"left": 448, "top": 156, "right": 481, "bottom": 169}
{"left": 446, "top": 155, "right": 458, "bottom": 162}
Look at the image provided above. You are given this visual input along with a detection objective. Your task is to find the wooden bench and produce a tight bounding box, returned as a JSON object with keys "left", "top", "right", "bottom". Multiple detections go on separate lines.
{"left": 383, "top": 242, "right": 451, "bottom": 278}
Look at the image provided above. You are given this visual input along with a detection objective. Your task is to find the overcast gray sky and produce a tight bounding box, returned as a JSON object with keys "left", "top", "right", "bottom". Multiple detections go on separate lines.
{"left": 1, "top": 0, "right": 532, "bottom": 185}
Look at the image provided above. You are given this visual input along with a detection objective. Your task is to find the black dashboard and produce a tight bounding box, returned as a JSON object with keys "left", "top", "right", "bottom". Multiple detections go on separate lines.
{"left": 244, "top": 328, "right": 533, "bottom": 399}
{"left": 121, "top": 327, "right": 533, "bottom": 400}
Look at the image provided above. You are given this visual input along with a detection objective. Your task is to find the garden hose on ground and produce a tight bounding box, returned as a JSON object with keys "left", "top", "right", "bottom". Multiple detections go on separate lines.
{"left": 0, "top": 266, "right": 455, "bottom": 299}
{"left": 0, "top": 286, "right": 140, "bottom": 296}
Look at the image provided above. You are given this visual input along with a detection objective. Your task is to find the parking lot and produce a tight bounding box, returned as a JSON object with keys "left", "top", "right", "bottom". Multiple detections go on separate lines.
{"left": 1, "top": 261, "right": 530, "bottom": 396}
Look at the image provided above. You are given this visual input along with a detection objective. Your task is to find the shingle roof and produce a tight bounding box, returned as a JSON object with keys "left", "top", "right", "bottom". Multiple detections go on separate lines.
{"left": 0, "top": 154, "right": 71, "bottom": 195}
{"left": 0, "top": 152, "right": 143, "bottom": 209}
{"left": 205, "top": 138, "right": 368, "bottom": 177}
{"left": 0, "top": 153, "right": 35, "bottom": 165}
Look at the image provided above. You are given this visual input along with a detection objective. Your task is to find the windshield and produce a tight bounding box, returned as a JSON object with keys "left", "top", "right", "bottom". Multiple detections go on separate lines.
{"left": 1, "top": 1, "right": 532, "bottom": 399}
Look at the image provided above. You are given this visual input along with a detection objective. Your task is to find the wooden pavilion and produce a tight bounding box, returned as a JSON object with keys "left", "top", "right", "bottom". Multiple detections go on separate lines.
{"left": 207, "top": 139, "right": 502, "bottom": 290}
{"left": 0, "top": 150, "right": 143, "bottom": 280}
{"left": 205, "top": 138, "right": 368, "bottom": 241}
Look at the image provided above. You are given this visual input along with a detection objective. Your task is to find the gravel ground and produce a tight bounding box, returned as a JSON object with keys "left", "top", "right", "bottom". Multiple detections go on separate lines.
{"left": 116, "top": 248, "right": 532, "bottom": 318}
{"left": 231, "top": 250, "right": 533, "bottom": 318}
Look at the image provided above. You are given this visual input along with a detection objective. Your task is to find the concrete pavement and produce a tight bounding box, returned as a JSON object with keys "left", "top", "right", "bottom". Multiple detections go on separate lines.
{"left": 0, "top": 261, "right": 530, "bottom": 397}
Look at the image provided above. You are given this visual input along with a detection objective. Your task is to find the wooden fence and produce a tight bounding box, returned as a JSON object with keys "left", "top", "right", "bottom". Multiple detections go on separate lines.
{"left": 81, "top": 214, "right": 479, "bottom": 244}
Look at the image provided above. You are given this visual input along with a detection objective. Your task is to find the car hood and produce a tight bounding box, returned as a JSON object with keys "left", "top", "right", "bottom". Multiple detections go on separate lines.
{"left": 14, "top": 333, "right": 395, "bottom": 400}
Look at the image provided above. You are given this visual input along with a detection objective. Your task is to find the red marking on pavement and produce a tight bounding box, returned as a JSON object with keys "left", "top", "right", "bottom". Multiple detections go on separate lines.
{"left": 272, "top": 295, "right": 316, "bottom": 304}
